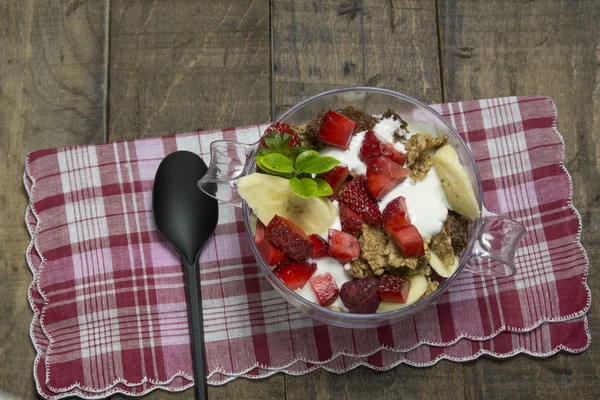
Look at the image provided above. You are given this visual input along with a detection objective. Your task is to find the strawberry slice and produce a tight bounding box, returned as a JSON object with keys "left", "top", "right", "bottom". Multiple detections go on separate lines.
{"left": 266, "top": 215, "right": 314, "bottom": 260}
{"left": 309, "top": 272, "right": 340, "bottom": 306}
{"left": 316, "top": 165, "right": 350, "bottom": 200}
{"left": 378, "top": 275, "right": 411, "bottom": 303}
{"left": 382, "top": 197, "right": 411, "bottom": 233}
{"left": 387, "top": 224, "right": 425, "bottom": 257}
{"left": 273, "top": 261, "right": 317, "bottom": 290}
{"left": 328, "top": 228, "right": 360, "bottom": 264}
{"left": 254, "top": 220, "right": 289, "bottom": 266}
{"left": 338, "top": 176, "right": 382, "bottom": 225}
{"left": 259, "top": 122, "right": 301, "bottom": 148}
{"left": 309, "top": 234, "right": 329, "bottom": 258}
{"left": 360, "top": 130, "right": 406, "bottom": 165}
{"left": 317, "top": 110, "right": 357, "bottom": 149}
{"left": 339, "top": 202, "right": 365, "bottom": 236}
{"left": 365, "top": 156, "right": 410, "bottom": 200}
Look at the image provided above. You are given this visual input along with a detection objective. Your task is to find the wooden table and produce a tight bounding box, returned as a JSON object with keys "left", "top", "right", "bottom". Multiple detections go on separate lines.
{"left": 1, "top": 1, "right": 598, "bottom": 399}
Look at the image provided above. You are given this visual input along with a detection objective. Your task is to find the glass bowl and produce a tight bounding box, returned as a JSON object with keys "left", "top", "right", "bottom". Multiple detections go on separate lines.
{"left": 200, "top": 87, "right": 526, "bottom": 328}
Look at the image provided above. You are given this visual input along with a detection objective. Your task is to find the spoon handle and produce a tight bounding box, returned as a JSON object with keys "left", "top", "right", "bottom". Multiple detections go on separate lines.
{"left": 183, "top": 260, "right": 208, "bottom": 400}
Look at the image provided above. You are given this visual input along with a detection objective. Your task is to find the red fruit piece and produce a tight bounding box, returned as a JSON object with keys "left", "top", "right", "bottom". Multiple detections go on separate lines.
{"left": 365, "top": 156, "right": 410, "bottom": 200}
{"left": 316, "top": 165, "right": 350, "bottom": 200}
{"left": 387, "top": 224, "right": 425, "bottom": 257}
{"left": 309, "top": 234, "right": 329, "bottom": 258}
{"left": 273, "top": 261, "right": 317, "bottom": 290}
{"left": 382, "top": 196, "right": 411, "bottom": 233}
{"left": 378, "top": 275, "right": 411, "bottom": 303}
{"left": 328, "top": 228, "right": 360, "bottom": 264}
{"left": 255, "top": 220, "right": 289, "bottom": 266}
{"left": 360, "top": 130, "right": 406, "bottom": 165}
{"left": 317, "top": 110, "right": 357, "bottom": 149}
{"left": 339, "top": 277, "right": 381, "bottom": 314}
{"left": 259, "top": 122, "right": 301, "bottom": 148}
{"left": 339, "top": 202, "right": 365, "bottom": 236}
{"left": 309, "top": 272, "right": 339, "bottom": 306}
{"left": 338, "top": 176, "right": 382, "bottom": 225}
{"left": 266, "top": 215, "right": 314, "bottom": 260}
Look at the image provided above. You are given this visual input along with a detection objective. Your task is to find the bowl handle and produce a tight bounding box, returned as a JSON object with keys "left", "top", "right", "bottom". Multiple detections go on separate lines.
{"left": 197, "top": 140, "right": 258, "bottom": 205}
{"left": 463, "top": 206, "right": 526, "bottom": 277}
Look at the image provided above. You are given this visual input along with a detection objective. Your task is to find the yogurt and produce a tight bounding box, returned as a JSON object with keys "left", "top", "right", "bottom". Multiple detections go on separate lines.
{"left": 378, "top": 166, "right": 449, "bottom": 239}
{"left": 319, "top": 130, "right": 368, "bottom": 174}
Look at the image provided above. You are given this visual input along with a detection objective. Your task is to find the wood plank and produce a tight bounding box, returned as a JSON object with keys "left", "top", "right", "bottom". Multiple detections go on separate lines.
{"left": 108, "top": 0, "right": 272, "bottom": 140}
{"left": 0, "top": 0, "right": 107, "bottom": 398}
{"left": 272, "top": 1, "right": 465, "bottom": 399}
{"left": 439, "top": 0, "right": 600, "bottom": 399}
{"left": 273, "top": 0, "right": 442, "bottom": 116}
{"left": 108, "top": 1, "right": 282, "bottom": 398}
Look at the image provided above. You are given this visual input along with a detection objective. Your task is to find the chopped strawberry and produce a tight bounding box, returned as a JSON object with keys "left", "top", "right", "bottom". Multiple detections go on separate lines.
{"left": 382, "top": 197, "right": 411, "bottom": 233}
{"left": 266, "top": 215, "right": 314, "bottom": 260}
{"left": 387, "top": 224, "right": 425, "bottom": 257}
{"left": 316, "top": 165, "right": 350, "bottom": 200}
{"left": 360, "top": 130, "right": 406, "bottom": 165}
{"left": 328, "top": 228, "right": 360, "bottom": 264}
{"left": 309, "top": 234, "right": 329, "bottom": 258}
{"left": 338, "top": 176, "right": 382, "bottom": 225}
{"left": 259, "top": 122, "right": 301, "bottom": 148}
{"left": 254, "top": 220, "right": 289, "bottom": 266}
{"left": 317, "top": 110, "right": 357, "bottom": 149}
{"left": 273, "top": 261, "right": 317, "bottom": 290}
{"left": 309, "top": 272, "right": 339, "bottom": 306}
{"left": 365, "top": 156, "right": 410, "bottom": 200}
{"left": 378, "top": 275, "right": 411, "bottom": 303}
{"left": 339, "top": 202, "right": 365, "bottom": 236}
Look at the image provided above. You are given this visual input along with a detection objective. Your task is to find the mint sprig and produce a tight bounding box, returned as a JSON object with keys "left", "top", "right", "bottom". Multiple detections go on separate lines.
{"left": 257, "top": 131, "right": 340, "bottom": 198}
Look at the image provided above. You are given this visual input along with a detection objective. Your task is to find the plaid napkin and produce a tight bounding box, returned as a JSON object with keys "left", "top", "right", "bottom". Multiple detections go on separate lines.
{"left": 25, "top": 96, "right": 590, "bottom": 398}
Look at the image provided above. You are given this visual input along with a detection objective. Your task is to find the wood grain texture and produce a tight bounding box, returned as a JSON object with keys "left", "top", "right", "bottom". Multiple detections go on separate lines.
{"left": 272, "top": 0, "right": 442, "bottom": 117}
{"left": 108, "top": 0, "right": 272, "bottom": 141}
{"left": 440, "top": 0, "right": 600, "bottom": 399}
{"left": 273, "top": 1, "right": 464, "bottom": 399}
{"left": 1, "top": 0, "right": 598, "bottom": 398}
{"left": 0, "top": 0, "right": 107, "bottom": 398}
{"left": 107, "top": 1, "right": 283, "bottom": 398}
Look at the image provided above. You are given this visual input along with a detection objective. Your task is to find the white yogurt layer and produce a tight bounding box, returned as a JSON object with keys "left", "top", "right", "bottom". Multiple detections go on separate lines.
{"left": 378, "top": 166, "right": 449, "bottom": 239}
{"left": 295, "top": 257, "right": 352, "bottom": 312}
{"left": 373, "top": 117, "right": 403, "bottom": 142}
{"left": 319, "top": 130, "right": 368, "bottom": 174}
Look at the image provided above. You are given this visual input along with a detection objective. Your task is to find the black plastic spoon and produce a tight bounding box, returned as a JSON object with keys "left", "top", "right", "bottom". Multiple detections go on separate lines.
{"left": 152, "top": 151, "right": 219, "bottom": 400}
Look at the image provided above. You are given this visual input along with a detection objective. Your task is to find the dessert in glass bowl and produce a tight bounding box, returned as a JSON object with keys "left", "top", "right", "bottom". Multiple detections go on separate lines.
{"left": 199, "top": 87, "right": 525, "bottom": 328}
{"left": 236, "top": 105, "right": 478, "bottom": 314}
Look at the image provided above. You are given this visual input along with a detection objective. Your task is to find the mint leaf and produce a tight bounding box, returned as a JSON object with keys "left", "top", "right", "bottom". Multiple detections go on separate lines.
{"left": 255, "top": 156, "right": 268, "bottom": 173}
{"left": 257, "top": 147, "right": 274, "bottom": 156}
{"left": 296, "top": 156, "right": 340, "bottom": 174}
{"left": 314, "top": 178, "right": 333, "bottom": 197}
{"left": 294, "top": 150, "right": 319, "bottom": 172}
{"left": 289, "top": 177, "right": 317, "bottom": 198}
{"left": 264, "top": 131, "right": 283, "bottom": 151}
{"left": 290, "top": 146, "right": 313, "bottom": 160}
{"left": 264, "top": 130, "right": 292, "bottom": 155}
{"left": 260, "top": 153, "right": 294, "bottom": 173}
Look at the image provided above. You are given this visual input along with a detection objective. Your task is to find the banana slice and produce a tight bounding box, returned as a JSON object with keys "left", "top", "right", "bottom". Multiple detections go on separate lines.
{"left": 376, "top": 274, "right": 428, "bottom": 313}
{"left": 432, "top": 144, "right": 480, "bottom": 220}
{"left": 237, "top": 173, "right": 338, "bottom": 235}
{"left": 429, "top": 251, "right": 459, "bottom": 278}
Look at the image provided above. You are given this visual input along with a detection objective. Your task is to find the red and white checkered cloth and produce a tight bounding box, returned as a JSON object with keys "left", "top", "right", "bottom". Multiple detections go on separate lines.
{"left": 25, "top": 96, "right": 590, "bottom": 399}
